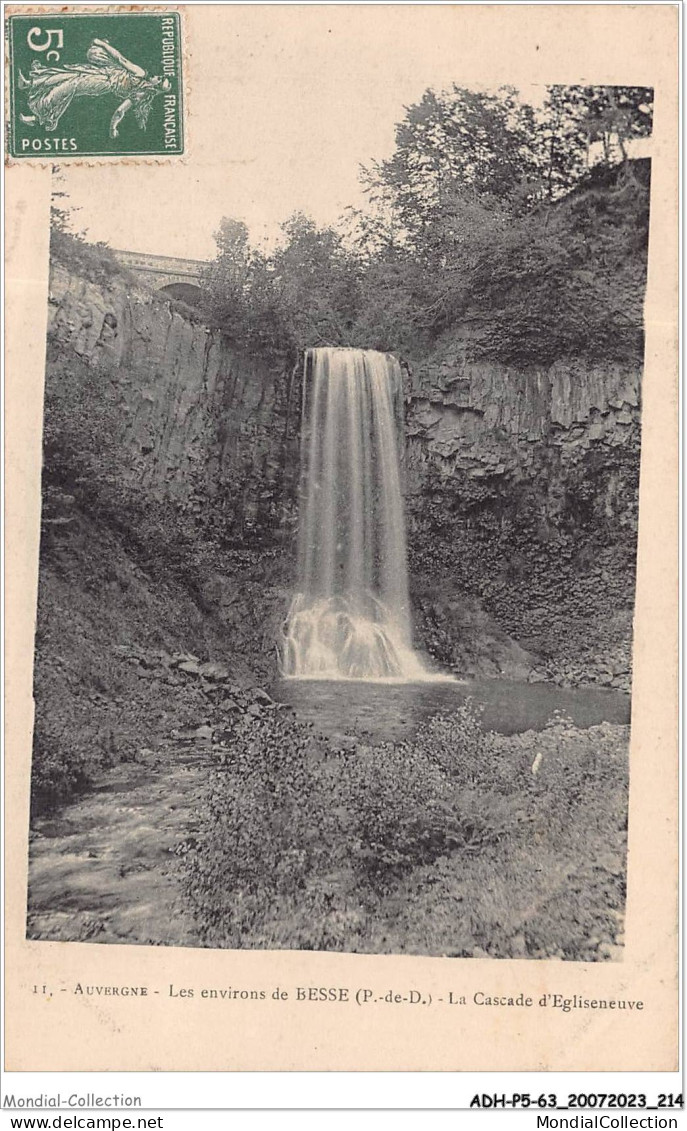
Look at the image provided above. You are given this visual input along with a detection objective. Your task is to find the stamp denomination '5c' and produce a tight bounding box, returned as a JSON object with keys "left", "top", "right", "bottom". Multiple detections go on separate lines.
{"left": 7, "top": 10, "right": 184, "bottom": 159}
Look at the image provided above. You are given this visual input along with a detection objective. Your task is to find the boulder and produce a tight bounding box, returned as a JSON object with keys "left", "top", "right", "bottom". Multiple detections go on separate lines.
{"left": 199, "top": 661, "right": 231, "bottom": 681}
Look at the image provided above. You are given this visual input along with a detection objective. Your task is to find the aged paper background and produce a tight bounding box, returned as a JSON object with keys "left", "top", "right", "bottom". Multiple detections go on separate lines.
{"left": 4, "top": 4, "right": 679, "bottom": 1072}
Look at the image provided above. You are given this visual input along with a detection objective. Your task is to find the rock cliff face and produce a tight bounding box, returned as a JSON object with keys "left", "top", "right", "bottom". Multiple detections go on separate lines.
{"left": 44, "top": 257, "right": 641, "bottom": 687}
{"left": 404, "top": 337, "right": 640, "bottom": 529}
{"left": 47, "top": 261, "right": 299, "bottom": 534}
{"left": 402, "top": 331, "right": 641, "bottom": 687}
{"left": 47, "top": 259, "right": 640, "bottom": 539}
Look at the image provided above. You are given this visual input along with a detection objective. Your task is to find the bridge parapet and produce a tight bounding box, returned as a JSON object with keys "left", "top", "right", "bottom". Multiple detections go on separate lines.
{"left": 112, "top": 249, "right": 207, "bottom": 293}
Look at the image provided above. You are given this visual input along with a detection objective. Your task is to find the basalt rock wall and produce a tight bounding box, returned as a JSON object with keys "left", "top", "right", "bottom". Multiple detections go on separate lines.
{"left": 46, "top": 261, "right": 299, "bottom": 536}
{"left": 404, "top": 337, "right": 640, "bottom": 527}
{"left": 402, "top": 332, "right": 641, "bottom": 686}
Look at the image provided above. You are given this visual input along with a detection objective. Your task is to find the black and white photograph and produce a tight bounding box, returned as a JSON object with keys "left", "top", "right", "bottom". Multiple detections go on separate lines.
{"left": 20, "top": 15, "right": 655, "bottom": 969}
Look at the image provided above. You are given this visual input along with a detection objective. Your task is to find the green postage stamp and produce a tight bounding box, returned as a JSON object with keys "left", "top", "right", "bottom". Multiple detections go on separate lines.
{"left": 6, "top": 9, "right": 184, "bottom": 159}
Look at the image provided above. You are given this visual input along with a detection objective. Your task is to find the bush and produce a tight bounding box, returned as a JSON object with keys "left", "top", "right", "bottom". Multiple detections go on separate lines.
{"left": 183, "top": 700, "right": 529, "bottom": 941}
{"left": 341, "top": 708, "right": 521, "bottom": 890}
{"left": 183, "top": 710, "right": 346, "bottom": 946}
{"left": 31, "top": 711, "right": 107, "bottom": 814}
{"left": 495, "top": 713, "right": 629, "bottom": 837}
{"left": 50, "top": 229, "right": 133, "bottom": 289}
{"left": 181, "top": 698, "right": 630, "bottom": 955}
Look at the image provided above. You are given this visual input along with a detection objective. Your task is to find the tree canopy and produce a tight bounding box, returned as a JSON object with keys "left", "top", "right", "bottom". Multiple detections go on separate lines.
{"left": 201, "top": 84, "right": 653, "bottom": 366}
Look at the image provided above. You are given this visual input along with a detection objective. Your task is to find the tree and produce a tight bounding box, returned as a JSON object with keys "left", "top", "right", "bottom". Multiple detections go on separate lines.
{"left": 201, "top": 218, "right": 254, "bottom": 341}
{"left": 203, "top": 212, "right": 364, "bottom": 353}
{"left": 50, "top": 164, "right": 84, "bottom": 241}
{"left": 540, "top": 86, "right": 653, "bottom": 198}
{"left": 575, "top": 85, "right": 653, "bottom": 164}
{"left": 270, "top": 213, "right": 362, "bottom": 346}
{"left": 361, "top": 85, "right": 544, "bottom": 244}
{"left": 202, "top": 84, "right": 652, "bottom": 365}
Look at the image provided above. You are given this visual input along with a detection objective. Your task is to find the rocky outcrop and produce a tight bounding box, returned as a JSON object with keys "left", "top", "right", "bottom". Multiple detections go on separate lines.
{"left": 46, "top": 262, "right": 299, "bottom": 532}
{"left": 404, "top": 336, "right": 640, "bottom": 530}
{"left": 412, "top": 592, "right": 536, "bottom": 680}
{"left": 402, "top": 330, "right": 641, "bottom": 688}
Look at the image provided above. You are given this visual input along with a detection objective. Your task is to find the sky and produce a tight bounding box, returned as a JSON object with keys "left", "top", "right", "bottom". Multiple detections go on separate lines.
{"left": 56, "top": 7, "right": 555, "bottom": 263}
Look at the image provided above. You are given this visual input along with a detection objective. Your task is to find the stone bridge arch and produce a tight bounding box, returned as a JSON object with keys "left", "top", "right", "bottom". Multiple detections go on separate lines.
{"left": 112, "top": 249, "right": 207, "bottom": 306}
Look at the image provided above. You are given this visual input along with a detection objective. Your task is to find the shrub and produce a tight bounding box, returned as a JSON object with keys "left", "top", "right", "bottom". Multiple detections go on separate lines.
{"left": 50, "top": 229, "right": 133, "bottom": 289}
{"left": 182, "top": 699, "right": 629, "bottom": 953}
{"left": 31, "top": 711, "right": 107, "bottom": 814}
{"left": 183, "top": 710, "right": 346, "bottom": 946}
{"left": 340, "top": 719, "right": 520, "bottom": 890}
{"left": 342, "top": 742, "right": 460, "bottom": 885}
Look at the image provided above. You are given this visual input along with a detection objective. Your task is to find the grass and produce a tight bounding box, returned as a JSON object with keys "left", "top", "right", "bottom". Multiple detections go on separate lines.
{"left": 182, "top": 704, "right": 629, "bottom": 959}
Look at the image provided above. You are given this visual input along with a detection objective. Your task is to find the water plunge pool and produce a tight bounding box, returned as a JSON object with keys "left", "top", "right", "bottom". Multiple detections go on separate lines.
{"left": 277, "top": 677, "right": 630, "bottom": 744}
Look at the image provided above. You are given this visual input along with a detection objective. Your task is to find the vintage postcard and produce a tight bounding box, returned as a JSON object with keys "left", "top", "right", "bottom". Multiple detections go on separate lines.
{"left": 3, "top": 3, "right": 679, "bottom": 1075}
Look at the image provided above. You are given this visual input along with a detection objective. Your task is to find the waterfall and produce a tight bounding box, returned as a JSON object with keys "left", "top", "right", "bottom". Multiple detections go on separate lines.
{"left": 281, "top": 347, "right": 442, "bottom": 682}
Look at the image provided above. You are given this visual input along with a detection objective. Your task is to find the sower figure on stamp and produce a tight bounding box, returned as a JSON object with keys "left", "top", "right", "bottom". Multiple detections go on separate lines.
{"left": 19, "top": 38, "right": 170, "bottom": 137}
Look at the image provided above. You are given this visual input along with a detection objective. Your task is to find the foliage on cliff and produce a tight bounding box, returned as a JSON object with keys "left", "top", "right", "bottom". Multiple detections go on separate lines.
{"left": 202, "top": 84, "right": 652, "bottom": 365}
{"left": 453, "top": 168, "right": 650, "bottom": 365}
{"left": 201, "top": 213, "right": 361, "bottom": 356}
{"left": 50, "top": 227, "right": 130, "bottom": 288}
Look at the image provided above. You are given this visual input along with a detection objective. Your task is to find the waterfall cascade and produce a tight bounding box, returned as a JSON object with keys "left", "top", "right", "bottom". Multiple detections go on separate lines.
{"left": 281, "top": 347, "right": 445, "bottom": 682}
